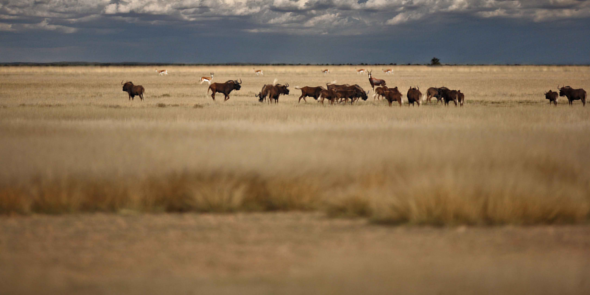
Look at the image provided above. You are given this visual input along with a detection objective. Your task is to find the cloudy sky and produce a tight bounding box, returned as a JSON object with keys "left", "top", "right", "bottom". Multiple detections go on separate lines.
{"left": 0, "top": 0, "right": 589, "bottom": 64}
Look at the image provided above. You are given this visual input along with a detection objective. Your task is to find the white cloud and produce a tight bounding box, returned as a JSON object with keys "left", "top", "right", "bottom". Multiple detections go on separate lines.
{"left": 0, "top": 0, "right": 588, "bottom": 34}
{"left": 386, "top": 11, "right": 425, "bottom": 25}
{"left": 0, "top": 22, "right": 13, "bottom": 31}
{"left": 22, "top": 19, "right": 78, "bottom": 33}
{"left": 268, "top": 12, "right": 304, "bottom": 24}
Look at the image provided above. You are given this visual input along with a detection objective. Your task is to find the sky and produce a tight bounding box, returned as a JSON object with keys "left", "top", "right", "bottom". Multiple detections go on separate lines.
{"left": 0, "top": 0, "right": 589, "bottom": 64}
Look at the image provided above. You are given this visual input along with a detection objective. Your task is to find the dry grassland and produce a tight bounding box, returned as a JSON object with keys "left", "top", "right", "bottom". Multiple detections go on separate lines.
{"left": 1, "top": 66, "right": 590, "bottom": 225}
{"left": 1, "top": 213, "right": 589, "bottom": 295}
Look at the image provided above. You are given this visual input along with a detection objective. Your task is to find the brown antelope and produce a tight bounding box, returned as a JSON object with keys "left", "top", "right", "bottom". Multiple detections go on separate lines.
{"left": 321, "top": 69, "right": 330, "bottom": 74}
{"left": 356, "top": 69, "right": 366, "bottom": 74}
{"left": 155, "top": 69, "right": 168, "bottom": 76}
{"left": 368, "top": 71, "right": 386, "bottom": 96}
{"left": 253, "top": 68, "right": 263, "bottom": 76}
{"left": 382, "top": 69, "right": 393, "bottom": 74}
{"left": 200, "top": 73, "right": 214, "bottom": 85}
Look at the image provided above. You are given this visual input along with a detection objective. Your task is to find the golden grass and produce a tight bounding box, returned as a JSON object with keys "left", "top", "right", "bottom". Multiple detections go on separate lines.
{"left": 1, "top": 66, "right": 589, "bottom": 225}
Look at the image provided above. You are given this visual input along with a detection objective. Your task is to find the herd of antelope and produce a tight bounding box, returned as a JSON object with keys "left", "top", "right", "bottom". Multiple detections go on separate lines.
{"left": 121, "top": 68, "right": 586, "bottom": 106}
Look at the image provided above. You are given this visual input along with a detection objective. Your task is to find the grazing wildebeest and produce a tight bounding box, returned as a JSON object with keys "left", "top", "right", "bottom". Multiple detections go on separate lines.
{"left": 558, "top": 86, "right": 586, "bottom": 106}
{"left": 294, "top": 86, "right": 323, "bottom": 103}
{"left": 121, "top": 81, "right": 145, "bottom": 101}
{"left": 318, "top": 88, "right": 338, "bottom": 105}
{"left": 256, "top": 84, "right": 273, "bottom": 103}
{"left": 439, "top": 87, "right": 458, "bottom": 106}
{"left": 326, "top": 82, "right": 351, "bottom": 103}
{"left": 333, "top": 89, "right": 355, "bottom": 104}
{"left": 426, "top": 87, "right": 443, "bottom": 104}
{"left": 457, "top": 90, "right": 465, "bottom": 107}
{"left": 332, "top": 84, "right": 369, "bottom": 105}
{"left": 406, "top": 86, "right": 422, "bottom": 106}
{"left": 545, "top": 90, "right": 558, "bottom": 106}
{"left": 207, "top": 79, "right": 242, "bottom": 101}
{"left": 258, "top": 84, "right": 289, "bottom": 104}
{"left": 382, "top": 86, "right": 403, "bottom": 107}
{"left": 368, "top": 70, "right": 386, "bottom": 92}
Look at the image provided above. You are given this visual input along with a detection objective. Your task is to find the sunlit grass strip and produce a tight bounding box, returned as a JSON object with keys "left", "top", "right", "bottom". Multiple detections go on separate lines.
{"left": 2, "top": 170, "right": 588, "bottom": 225}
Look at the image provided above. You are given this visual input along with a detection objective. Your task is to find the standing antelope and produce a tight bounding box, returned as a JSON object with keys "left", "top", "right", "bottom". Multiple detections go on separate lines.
{"left": 322, "top": 69, "right": 330, "bottom": 74}
{"left": 382, "top": 69, "right": 393, "bottom": 74}
{"left": 155, "top": 69, "right": 168, "bottom": 76}
{"left": 356, "top": 69, "right": 366, "bottom": 74}
{"left": 368, "top": 71, "right": 386, "bottom": 94}
{"left": 200, "top": 73, "right": 214, "bottom": 85}
{"left": 253, "top": 69, "right": 263, "bottom": 76}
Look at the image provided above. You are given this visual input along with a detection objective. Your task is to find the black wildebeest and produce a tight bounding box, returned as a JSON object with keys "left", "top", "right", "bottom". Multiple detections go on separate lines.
{"left": 330, "top": 84, "right": 369, "bottom": 104}
{"left": 558, "top": 85, "right": 586, "bottom": 106}
{"left": 439, "top": 87, "right": 459, "bottom": 106}
{"left": 294, "top": 86, "right": 323, "bottom": 103}
{"left": 545, "top": 90, "right": 558, "bottom": 106}
{"left": 368, "top": 71, "right": 386, "bottom": 93}
{"left": 257, "top": 83, "right": 289, "bottom": 104}
{"left": 457, "top": 90, "right": 465, "bottom": 107}
{"left": 326, "top": 82, "right": 351, "bottom": 103}
{"left": 318, "top": 88, "right": 338, "bottom": 105}
{"left": 382, "top": 86, "right": 403, "bottom": 107}
{"left": 406, "top": 86, "right": 422, "bottom": 106}
{"left": 121, "top": 81, "right": 145, "bottom": 101}
{"left": 326, "top": 82, "right": 347, "bottom": 92}
{"left": 426, "top": 87, "right": 443, "bottom": 104}
{"left": 207, "top": 79, "right": 242, "bottom": 101}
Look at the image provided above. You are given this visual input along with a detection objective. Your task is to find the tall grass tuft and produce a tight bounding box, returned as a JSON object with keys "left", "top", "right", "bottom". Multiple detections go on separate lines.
{"left": 1, "top": 168, "right": 588, "bottom": 225}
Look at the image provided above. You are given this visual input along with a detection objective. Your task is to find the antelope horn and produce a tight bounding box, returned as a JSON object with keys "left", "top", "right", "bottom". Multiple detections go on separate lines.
{"left": 239, "top": 79, "right": 242, "bottom": 84}
{"left": 285, "top": 83, "right": 289, "bottom": 87}
{"left": 121, "top": 80, "right": 124, "bottom": 85}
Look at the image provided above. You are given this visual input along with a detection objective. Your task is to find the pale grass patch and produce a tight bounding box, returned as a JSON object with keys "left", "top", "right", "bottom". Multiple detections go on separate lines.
{"left": 1, "top": 66, "right": 589, "bottom": 225}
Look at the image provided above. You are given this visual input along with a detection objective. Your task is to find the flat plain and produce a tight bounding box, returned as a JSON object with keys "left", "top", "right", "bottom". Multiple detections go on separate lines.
{"left": 1, "top": 65, "right": 589, "bottom": 294}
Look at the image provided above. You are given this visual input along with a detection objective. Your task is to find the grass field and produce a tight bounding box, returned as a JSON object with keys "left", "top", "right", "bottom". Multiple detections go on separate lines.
{"left": 2, "top": 213, "right": 589, "bottom": 295}
{"left": 1, "top": 65, "right": 590, "bottom": 225}
{"left": 1, "top": 66, "right": 590, "bottom": 294}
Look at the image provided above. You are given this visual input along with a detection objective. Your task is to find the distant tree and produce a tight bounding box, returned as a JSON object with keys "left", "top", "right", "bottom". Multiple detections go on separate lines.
{"left": 431, "top": 57, "right": 441, "bottom": 66}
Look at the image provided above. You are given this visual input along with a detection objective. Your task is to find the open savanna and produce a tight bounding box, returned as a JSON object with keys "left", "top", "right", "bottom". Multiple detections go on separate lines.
{"left": 1, "top": 66, "right": 590, "bottom": 294}
{"left": 0, "top": 65, "right": 589, "bottom": 225}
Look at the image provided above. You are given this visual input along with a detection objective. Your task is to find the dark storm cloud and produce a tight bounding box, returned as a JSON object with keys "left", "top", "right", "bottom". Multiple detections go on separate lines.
{"left": 0, "top": 0, "right": 589, "bottom": 63}
{"left": 1, "top": 1, "right": 589, "bottom": 34}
